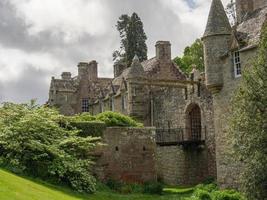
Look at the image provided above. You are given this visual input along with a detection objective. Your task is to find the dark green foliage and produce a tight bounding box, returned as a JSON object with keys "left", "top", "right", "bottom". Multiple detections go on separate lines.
{"left": 193, "top": 189, "right": 212, "bottom": 200}
{"left": 113, "top": 12, "right": 147, "bottom": 67}
{"left": 202, "top": 177, "right": 216, "bottom": 185}
{"left": 96, "top": 111, "right": 143, "bottom": 127}
{"left": 105, "top": 179, "right": 143, "bottom": 194}
{"left": 106, "top": 179, "right": 124, "bottom": 191}
{"left": 173, "top": 39, "right": 204, "bottom": 74}
{"left": 0, "top": 102, "right": 100, "bottom": 193}
{"left": 212, "top": 190, "right": 245, "bottom": 200}
{"left": 69, "top": 112, "right": 143, "bottom": 128}
{"left": 143, "top": 182, "right": 164, "bottom": 195}
{"left": 69, "top": 121, "right": 106, "bottom": 137}
{"left": 229, "top": 24, "right": 267, "bottom": 200}
{"left": 186, "top": 184, "right": 246, "bottom": 200}
{"left": 105, "top": 179, "right": 163, "bottom": 195}
{"left": 196, "top": 184, "right": 218, "bottom": 193}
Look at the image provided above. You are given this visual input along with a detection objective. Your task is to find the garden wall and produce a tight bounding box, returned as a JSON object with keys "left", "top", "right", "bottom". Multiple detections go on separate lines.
{"left": 94, "top": 127, "right": 157, "bottom": 183}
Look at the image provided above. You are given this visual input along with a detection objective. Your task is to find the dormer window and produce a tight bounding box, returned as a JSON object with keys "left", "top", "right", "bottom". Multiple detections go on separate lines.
{"left": 233, "top": 51, "right": 242, "bottom": 77}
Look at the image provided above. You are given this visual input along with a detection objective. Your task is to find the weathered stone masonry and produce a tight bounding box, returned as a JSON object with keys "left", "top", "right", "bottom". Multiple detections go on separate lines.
{"left": 95, "top": 127, "right": 157, "bottom": 183}
{"left": 48, "top": 0, "right": 267, "bottom": 189}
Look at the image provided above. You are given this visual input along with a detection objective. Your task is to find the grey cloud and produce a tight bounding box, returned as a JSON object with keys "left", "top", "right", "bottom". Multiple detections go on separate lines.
{"left": 0, "top": 0, "right": 210, "bottom": 104}
{"left": 0, "top": 65, "right": 52, "bottom": 104}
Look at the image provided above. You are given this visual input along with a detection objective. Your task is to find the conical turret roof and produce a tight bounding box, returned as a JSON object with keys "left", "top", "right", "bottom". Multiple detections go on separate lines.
{"left": 203, "top": 0, "right": 232, "bottom": 38}
{"left": 127, "top": 55, "right": 145, "bottom": 78}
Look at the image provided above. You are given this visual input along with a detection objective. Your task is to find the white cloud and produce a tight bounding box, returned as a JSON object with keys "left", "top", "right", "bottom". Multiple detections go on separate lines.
{"left": 9, "top": 0, "right": 110, "bottom": 43}
{"left": 0, "top": 45, "right": 61, "bottom": 81}
{"left": 0, "top": 0, "right": 232, "bottom": 103}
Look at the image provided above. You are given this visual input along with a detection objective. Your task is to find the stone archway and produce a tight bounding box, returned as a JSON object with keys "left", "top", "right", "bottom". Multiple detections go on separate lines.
{"left": 186, "top": 104, "right": 202, "bottom": 141}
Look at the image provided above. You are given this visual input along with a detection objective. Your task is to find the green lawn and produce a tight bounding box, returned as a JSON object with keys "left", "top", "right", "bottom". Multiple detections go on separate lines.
{"left": 0, "top": 169, "right": 193, "bottom": 200}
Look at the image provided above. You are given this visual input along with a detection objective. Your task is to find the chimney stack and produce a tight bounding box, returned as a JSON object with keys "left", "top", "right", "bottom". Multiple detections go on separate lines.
{"left": 155, "top": 41, "right": 171, "bottom": 62}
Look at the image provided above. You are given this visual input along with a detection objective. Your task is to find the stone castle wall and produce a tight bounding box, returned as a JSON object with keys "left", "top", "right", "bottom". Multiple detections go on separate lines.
{"left": 95, "top": 127, "right": 157, "bottom": 183}
{"left": 213, "top": 48, "right": 258, "bottom": 189}
{"left": 153, "top": 82, "right": 216, "bottom": 185}
{"left": 156, "top": 146, "right": 210, "bottom": 185}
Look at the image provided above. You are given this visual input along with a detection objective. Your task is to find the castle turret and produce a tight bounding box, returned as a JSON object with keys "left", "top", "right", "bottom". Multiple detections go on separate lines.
{"left": 202, "top": 0, "right": 232, "bottom": 93}
{"left": 126, "top": 55, "right": 146, "bottom": 121}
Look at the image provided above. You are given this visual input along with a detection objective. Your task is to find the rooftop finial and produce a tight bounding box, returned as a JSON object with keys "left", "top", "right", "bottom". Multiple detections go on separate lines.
{"left": 126, "top": 55, "right": 144, "bottom": 79}
{"left": 133, "top": 55, "right": 139, "bottom": 63}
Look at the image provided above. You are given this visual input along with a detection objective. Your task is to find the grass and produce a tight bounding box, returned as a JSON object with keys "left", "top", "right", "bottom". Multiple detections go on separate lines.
{"left": 0, "top": 169, "right": 193, "bottom": 200}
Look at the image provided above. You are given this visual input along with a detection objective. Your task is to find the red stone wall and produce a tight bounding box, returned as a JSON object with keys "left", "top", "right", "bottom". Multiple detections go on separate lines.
{"left": 95, "top": 127, "right": 157, "bottom": 183}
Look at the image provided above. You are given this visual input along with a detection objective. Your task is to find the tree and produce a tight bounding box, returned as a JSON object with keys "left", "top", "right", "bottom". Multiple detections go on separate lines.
{"left": 225, "top": 0, "right": 236, "bottom": 26}
{"left": 229, "top": 23, "right": 267, "bottom": 200}
{"left": 0, "top": 102, "right": 100, "bottom": 193}
{"left": 173, "top": 39, "right": 204, "bottom": 74}
{"left": 113, "top": 13, "right": 147, "bottom": 67}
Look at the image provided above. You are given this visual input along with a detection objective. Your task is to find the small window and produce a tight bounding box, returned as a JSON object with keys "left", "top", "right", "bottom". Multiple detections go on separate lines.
{"left": 132, "top": 87, "right": 136, "bottom": 96}
{"left": 99, "top": 100, "right": 104, "bottom": 113}
{"left": 82, "top": 98, "right": 89, "bottom": 112}
{"left": 184, "top": 88, "right": 188, "bottom": 100}
{"left": 197, "top": 83, "right": 201, "bottom": 97}
{"left": 233, "top": 51, "right": 242, "bottom": 77}
{"left": 121, "top": 94, "right": 127, "bottom": 110}
{"left": 109, "top": 96, "right": 114, "bottom": 111}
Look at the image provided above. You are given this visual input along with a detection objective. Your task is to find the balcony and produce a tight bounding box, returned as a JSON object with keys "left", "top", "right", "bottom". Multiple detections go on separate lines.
{"left": 155, "top": 127, "right": 206, "bottom": 147}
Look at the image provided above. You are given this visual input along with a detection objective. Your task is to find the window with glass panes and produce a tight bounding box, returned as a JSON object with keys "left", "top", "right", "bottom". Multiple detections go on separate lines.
{"left": 81, "top": 98, "right": 89, "bottom": 112}
{"left": 234, "top": 51, "right": 242, "bottom": 77}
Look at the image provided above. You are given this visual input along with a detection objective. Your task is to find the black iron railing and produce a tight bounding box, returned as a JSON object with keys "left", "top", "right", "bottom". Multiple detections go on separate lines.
{"left": 156, "top": 127, "right": 206, "bottom": 146}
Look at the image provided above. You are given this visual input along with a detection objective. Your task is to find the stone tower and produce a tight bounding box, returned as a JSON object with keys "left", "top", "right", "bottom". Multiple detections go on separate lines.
{"left": 202, "top": 0, "right": 232, "bottom": 93}
{"left": 126, "top": 55, "right": 147, "bottom": 121}
{"left": 236, "top": 0, "right": 267, "bottom": 24}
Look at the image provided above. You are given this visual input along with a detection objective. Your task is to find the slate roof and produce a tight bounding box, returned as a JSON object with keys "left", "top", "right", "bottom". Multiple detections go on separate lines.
{"left": 203, "top": 0, "right": 232, "bottom": 38}
{"left": 235, "top": 6, "right": 267, "bottom": 48}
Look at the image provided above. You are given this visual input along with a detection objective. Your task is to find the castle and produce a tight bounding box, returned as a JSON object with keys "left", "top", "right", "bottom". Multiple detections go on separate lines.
{"left": 48, "top": 0, "right": 267, "bottom": 188}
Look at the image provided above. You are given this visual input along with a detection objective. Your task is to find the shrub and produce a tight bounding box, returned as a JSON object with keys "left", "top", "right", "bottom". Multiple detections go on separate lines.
{"left": 229, "top": 23, "right": 267, "bottom": 200}
{"left": 69, "top": 121, "right": 106, "bottom": 137}
{"left": 203, "top": 176, "right": 216, "bottom": 185}
{"left": 196, "top": 183, "right": 218, "bottom": 193}
{"left": 72, "top": 113, "right": 97, "bottom": 121}
{"left": 212, "top": 190, "right": 246, "bottom": 200}
{"left": 96, "top": 111, "right": 143, "bottom": 127}
{"left": 143, "top": 182, "right": 164, "bottom": 195}
{"left": 193, "top": 189, "right": 212, "bottom": 200}
{"left": 106, "top": 179, "right": 123, "bottom": 191}
{"left": 0, "top": 102, "right": 100, "bottom": 193}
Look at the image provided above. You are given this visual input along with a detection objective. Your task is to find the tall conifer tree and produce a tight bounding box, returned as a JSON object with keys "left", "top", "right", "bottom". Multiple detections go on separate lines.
{"left": 113, "top": 13, "right": 147, "bottom": 67}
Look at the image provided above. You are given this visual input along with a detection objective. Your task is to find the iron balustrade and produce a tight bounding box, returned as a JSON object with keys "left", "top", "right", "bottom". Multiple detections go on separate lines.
{"left": 156, "top": 127, "right": 206, "bottom": 146}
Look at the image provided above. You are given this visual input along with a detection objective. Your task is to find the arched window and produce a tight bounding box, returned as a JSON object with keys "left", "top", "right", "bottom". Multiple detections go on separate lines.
{"left": 186, "top": 104, "right": 201, "bottom": 141}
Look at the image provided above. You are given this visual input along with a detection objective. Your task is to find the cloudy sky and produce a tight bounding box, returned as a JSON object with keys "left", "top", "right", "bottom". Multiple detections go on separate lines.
{"left": 0, "top": 0, "right": 230, "bottom": 104}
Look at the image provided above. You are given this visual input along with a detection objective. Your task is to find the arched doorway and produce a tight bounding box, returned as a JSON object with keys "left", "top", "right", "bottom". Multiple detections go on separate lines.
{"left": 186, "top": 104, "right": 201, "bottom": 141}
